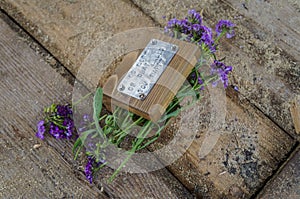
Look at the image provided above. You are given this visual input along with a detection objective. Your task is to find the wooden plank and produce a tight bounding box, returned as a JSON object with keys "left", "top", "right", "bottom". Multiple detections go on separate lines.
{"left": 146, "top": 87, "right": 296, "bottom": 198}
{"left": 221, "top": 0, "right": 300, "bottom": 62}
{"left": 291, "top": 96, "right": 300, "bottom": 134}
{"left": 0, "top": 0, "right": 298, "bottom": 198}
{"left": 0, "top": 8, "right": 193, "bottom": 199}
{"left": 103, "top": 37, "right": 200, "bottom": 122}
{"left": 0, "top": 0, "right": 155, "bottom": 75}
{"left": 1, "top": 0, "right": 298, "bottom": 137}
{"left": 258, "top": 146, "right": 300, "bottom": 199}
{"left": 96, "top": 38, "right": 296, "bottom": 197}
{"left": 0, "top": 16, "right": 105, "bottom": 198}
{"left": 130, "top": 0, "right": 300, "bottom": 139}
{"left": 125, "top": 1, "right": 298, "bottom": 197}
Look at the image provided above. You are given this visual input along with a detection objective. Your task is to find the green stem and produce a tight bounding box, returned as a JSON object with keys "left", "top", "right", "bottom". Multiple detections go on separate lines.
{"left": 214, "top": 29, "right": 227, "bottom": 46}
{"left": 72, "top": 92, "right": 93, "bottom": 107}
{"left": 93, "top": 161, "right": 108, "bottom": 172}
{"left": 137, "top": 126, "right": 164, "bottom": 150}
{"left": 108, "top": 150, "right": 135, "bottom": 182}
{"left": 79, "top": 114, "right": 107, "bottom": 132}
{"left": 122, "top": 120, "right": 151, "bottom": 151}
{"left": 113, "top": 116, "right": 144, "bottom": 139}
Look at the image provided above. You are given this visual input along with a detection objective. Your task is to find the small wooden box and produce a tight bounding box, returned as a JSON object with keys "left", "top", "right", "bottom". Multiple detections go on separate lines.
{"left": 103, "top": 35, "right": 200, "bottom": 122}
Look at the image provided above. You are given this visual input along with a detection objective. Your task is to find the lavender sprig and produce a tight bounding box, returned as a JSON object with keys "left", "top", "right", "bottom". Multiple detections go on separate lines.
{"left": 165, "top": 10, "right": 235, "bottom": 89}
{"left": 85, "top": 156, "right": 94, "bottom": 184}
{"left": 36, "top": 104, "right": 74, "bottom": 140}
{"left": 215, "top": 19, "right": 235, "bottom": 39}
{"left": 211, "top": 60, "right": 233, "bottom": 88}
{"left": 36, "top": 120, "right": 46, "bottom": 140}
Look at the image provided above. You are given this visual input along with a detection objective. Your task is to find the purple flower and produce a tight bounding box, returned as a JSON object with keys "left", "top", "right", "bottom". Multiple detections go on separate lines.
{"left": 188, "top": 9, "right": 202, "bottom": 24}
{"left": 36, "top": 103, "right": 74, "bottom": 140}
{"left": 216, "top": 20, "right": 235, "bottom": 38}
{"left": 165, "top": 10, "right": 218, "bottom": 53}
{"left": 165, "top": 10, "right": 204, "bottom": 40}
{"left": 85, "top": 157, "right": 94, "bottom": 184}
{"left": 36, "top": 120, "right": 46, "bottom": 140}
{"left": 166, "top": 18, "right": 180, "bottom": 29}
{"left": 47, "top": 118, "right": 74, "bottom": 139}
{"left": 83, "top": 114, "right": 91, "bottom": 122}
{"left": 197, "top": 77, "right": 205, "bottom": 90}
{"left": 200, "top": 25, "right": 214, "bottom": 46}
{"left": 178, "top": 19, "right": 191, "bottom": 34}
{"left": 49, "top": 123, "right": 64, "bottom": 139}
{"left": 56, "top": 105, "right": 72, "bottom": 117}
{"left": 56, "top": 105, "right": 67, "bottom": 117}
{"left": 192, "top": 23, "right": 201, "bottom": 32}
{"left": 66, "top": 105, "right": 72, "bottom": 115}
{"left": 211, "top": 60, "right": 233, "bottom": 88}
{"left": 166, "top": 18, "right": 192, "bottom": 35}
{"left": 63, "top": 118, "right": 74, "bottom": 139}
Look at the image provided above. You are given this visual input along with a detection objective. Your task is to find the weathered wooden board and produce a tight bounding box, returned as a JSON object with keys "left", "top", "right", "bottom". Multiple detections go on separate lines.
{"left": 97, "top": 35, "right": 296, "bottom": 198}
{"left": 124, "top": 1, "right": 299, "bottom": 197}
{"left": 221, "top": 0, "right": 300, "bottom": 61}
{"left": 1, "top": 0, "right": 299, "bottom": 198}
{"left": 0, "top": 14, "right": 193, "bottom": 198}
{"left": 103, "top": 38, "right": 200, "bottom": 122}
{"left": 258, "top": 146, "right": 300, "bottom": 199}
{"left": 131, "top": 0, "right": 300, "bottom": 139}
{"left": 291, "top": 96, "right": 300, "bottom": 134}
{"left": 0, "top": 17, "right": 105, "bottom": 198}
{"left": 147, "top": 87, "right": 296, "bottom": 198}
{"left": 220, "top": 0, "right": 300, "bottom": 138}
{"left": 0, "top": 0, "right": 155, "bottom": 75}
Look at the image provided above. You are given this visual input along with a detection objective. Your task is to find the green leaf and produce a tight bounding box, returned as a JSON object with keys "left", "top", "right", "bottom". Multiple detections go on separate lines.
{"left": 72, "top": 129, "right": 96, "bottom": 156}
{"left": 50, "top": 103, "right": 57, "bottom": 113}
{"left": 137, "top": 131, "right": 161, "bottom": 151}
{"left": 93, "top": 88, "right": 103, "bottom": 118}
{"left": 159, "top": 109, "right": 180, "bottom": 122}
{"left": 108, "top": 151, "right": 134, "bottom": 182}
{"left": 93, "top": 88, "right": 106, "bottom": 140}
{"left": 72, "top": 138, "right": 82, "bottom": 154}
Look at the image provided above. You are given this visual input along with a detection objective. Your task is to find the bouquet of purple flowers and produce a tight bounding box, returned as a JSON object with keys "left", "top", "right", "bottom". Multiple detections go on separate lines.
{"left": 36, "top": 10, "right": 235, "bottom": 184}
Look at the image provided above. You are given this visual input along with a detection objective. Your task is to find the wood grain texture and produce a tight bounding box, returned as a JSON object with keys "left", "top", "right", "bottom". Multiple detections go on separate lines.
{"left": 101, "top": 46, "right": 297, "bottom": 197}
{"left": 1, "top": 0, "right": 299, "bottom": 197}
{"left": 0, "top": 17, "right": 105, "bottom": 198}
{"left": 291, "top": 96, "right": 300, "bottom": 134}
{"left": 258, "top": 146, "right": 300, "bottom": 199}
{"left": 149, "top": 87, "right": 296, "bottom": 198}
{"left": 221, "top": 0, "right": 300, "bottom": 61}
{"left": 0, "top": 0, "right": 155, "bottom": 75}
{"left": 103, "top": 36, "right": 200, "bottom": 121}
{"left": 0, "top": 10, "right": 193, "bottom": 199}
{"left": 130, "top": 0, "right": 300, "bottom": 138}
